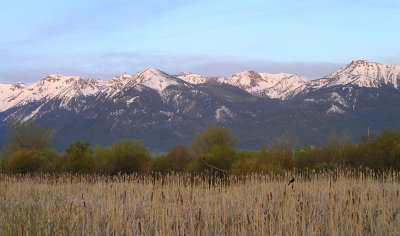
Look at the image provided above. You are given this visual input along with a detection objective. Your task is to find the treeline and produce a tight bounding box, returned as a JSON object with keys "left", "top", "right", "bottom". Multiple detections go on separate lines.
{"left": 1, "top": 121, "right": 399, "bottom": 174}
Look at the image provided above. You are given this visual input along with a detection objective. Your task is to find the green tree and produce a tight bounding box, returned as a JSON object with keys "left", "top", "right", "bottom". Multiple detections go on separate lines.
{"left": 151, "top": 145, "right": 191, "bottom": 173}
{"left": 188, "top": 145, "right": 237, "bottom": 174}
{"left": 99, "top": 140, "right": 150, "bottom": 175}
{"left": 230, "top": 151, "right": 283, "bottom": 175}
{"left": 373, "top": 130, "right": 400, "bottom": 169}
{"left": 187, "top": 126, "right": 238, "bottom": 174}
{"left": 5, "top": 121, "right": 53, "bottom": 152}
{"left": 190, "top": 125, "right": 237, "bottom": 155}
{"left": 2, "top": 149, "right": 58, "bottom": 174}
{"left": 2, "top": 149, "right": 42, "bottom": 174}
{"left": 65, "top": 141, "right": 95, "bottom": 173}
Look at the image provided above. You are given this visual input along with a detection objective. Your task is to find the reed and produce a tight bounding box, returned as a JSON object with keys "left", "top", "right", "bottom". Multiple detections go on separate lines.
{"left": 0, "top": 170, "right": 399, "bottom": 235}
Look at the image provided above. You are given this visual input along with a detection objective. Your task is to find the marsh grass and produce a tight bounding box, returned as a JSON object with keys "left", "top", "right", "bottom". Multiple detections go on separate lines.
{"left": 0, "top": 170, "right": 399, "bottom": 235}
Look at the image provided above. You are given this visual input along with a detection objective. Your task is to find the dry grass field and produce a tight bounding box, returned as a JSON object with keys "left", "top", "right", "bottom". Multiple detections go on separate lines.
{"left": 0, "top": 170, "right": 399, "bottom": 235}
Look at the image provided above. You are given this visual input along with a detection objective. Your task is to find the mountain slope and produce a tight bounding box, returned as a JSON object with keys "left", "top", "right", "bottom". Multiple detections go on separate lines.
{"left": 312, "top": 60, "right": 400, "bottom": 89}
{"left": 177, "top": 70, "right": 309, "bottom": 99}
{"left": 0, "top": 60, "right": 399, "bottom": 151}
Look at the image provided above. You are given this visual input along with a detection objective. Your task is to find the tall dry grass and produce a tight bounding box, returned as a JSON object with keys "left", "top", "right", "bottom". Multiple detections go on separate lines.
{"left": 0, "top": 170, "right": 399, "bottom": 235}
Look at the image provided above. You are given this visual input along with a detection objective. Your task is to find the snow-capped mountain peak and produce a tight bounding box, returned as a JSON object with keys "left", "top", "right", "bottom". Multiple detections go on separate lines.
{"left": 0, "top": 74, "right": 105, "bottom": 111}
{"left": 217, "top": 70, "right": 309, "bottom": 99}
{"left": 177, "top": 69, "right": 312, "bottom": 99}
{"left": 0, "top": 82, "right": 27, "bottom": 103}
{"left": 127, "top": 68, "right": 181, "bottom": 92}
{"left": 176, "top": 72, "right": 214, "bottom": 84}
{"left": 320, "top": 60, "right": 400, "bottom": 88}
{"left": 1, "top": 60, "right": 399, "bottom": 114}
{"left": 136, "top": 68, "right": 167, "bottom": 77}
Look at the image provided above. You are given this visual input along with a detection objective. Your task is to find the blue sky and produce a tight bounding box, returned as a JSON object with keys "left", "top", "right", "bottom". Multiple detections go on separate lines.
{"left": 1, "top": 0, "right": 399, "bottom": 83}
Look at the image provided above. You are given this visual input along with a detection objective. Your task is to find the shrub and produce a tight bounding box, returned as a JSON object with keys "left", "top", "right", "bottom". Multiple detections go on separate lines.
{"left": 65, "top": 141, "right": 95, "bottom": 174}
{"left": 230, "top": 152, "right": 283, "bottom": 175}
{"left": 188, "top": 145, "right": 237, "bottom": 174}
{"left": 151, "top": 145, "right": 191, "bottom": 173}
{"left": 190, "top": 125, "right": 237, "bottom": 155}
{"left": 100, "top": 140, "right": 150, "bottom": 175}
{"left": 2, "top": 149, "right": 44, "bottom": 174}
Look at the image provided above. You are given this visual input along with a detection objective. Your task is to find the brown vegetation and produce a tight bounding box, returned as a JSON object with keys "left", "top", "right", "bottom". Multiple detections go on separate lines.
{"left": 0, "top": 170, "right": 399, "bottom": 235}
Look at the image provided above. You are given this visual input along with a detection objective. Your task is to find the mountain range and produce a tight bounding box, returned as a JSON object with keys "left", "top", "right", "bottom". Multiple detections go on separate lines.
{"left": 1, "top": 59, "right": 399, "bottom": 151}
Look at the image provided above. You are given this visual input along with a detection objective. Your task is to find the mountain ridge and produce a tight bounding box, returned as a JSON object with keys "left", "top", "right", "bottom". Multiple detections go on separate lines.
{"left": 0, "top": 60, "right": 399, "bottom": 151}
{"left": 1, "top": 60, "right": 399, "bottom": 113}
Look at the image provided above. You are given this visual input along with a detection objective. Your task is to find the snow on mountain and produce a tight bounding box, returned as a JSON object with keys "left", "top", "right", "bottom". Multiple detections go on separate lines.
{"left": 104, "top": 73, "right": 134, "bottom": 97}
{"left": 177, "top": 70, "right": 310, "bottom": 99}
{"left": 127, "top": 68, "right": 182, "bottom": 92}
{"left": 326, "top": 104, "right": 345, "bottom": 114}
{"left": 1, "top": 60, "right": 399, "bottom": 114}
{"left": 316, "top": 60, "right": 400, "bottom": 89}
{"left": 0, "top": 82, "right": 27, "bottom": 103}
{"left": 0, "top": 74, "right": 104, "bottom": 111}
{"left": 176, "top": 72, "right": 215, "bottom": 84}
{"left": 215, "top": 105, "right": 235, "bottom": 122}
{"left": 219, "top": 71, "right": 309, "bottom": 99}
{"left": 259, "top": 73, "right": 309, "bottom": 99}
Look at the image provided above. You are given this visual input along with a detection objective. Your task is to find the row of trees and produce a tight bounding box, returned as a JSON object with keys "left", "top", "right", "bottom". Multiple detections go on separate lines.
{"left": 1, "top": 121, "right": 399, "bottom": 174}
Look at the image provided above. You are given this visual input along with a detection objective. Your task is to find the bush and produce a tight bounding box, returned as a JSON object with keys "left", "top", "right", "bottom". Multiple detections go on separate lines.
{"left": 372, "top": 130, "right": 400, "bottom": 169}
{"left": 2, "top": 149, "right": 48, "bottom": 174}
{"left": 230, "top": 152, "right": 283, "bottom": 175}
{"left": 151, "top": 145, "right": 191, "bottom": 173}
{"left": 187, "top": 145, "right": 237, "bottom": 174}
{"left": 97, "top": 140, "right": 150, "bottom": 175}
{"left": 190, "top": 125, "right": 237, "bottom": 155}
{"left": 65, "top": 141, "right": 95, "bottom": 174}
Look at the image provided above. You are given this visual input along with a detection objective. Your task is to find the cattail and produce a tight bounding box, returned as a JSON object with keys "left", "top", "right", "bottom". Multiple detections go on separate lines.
{"left": 194, "top": 209, "right": 201, "bottom": 232}
{"left": 161, "top": 191, "right": 165, "bottom": 201}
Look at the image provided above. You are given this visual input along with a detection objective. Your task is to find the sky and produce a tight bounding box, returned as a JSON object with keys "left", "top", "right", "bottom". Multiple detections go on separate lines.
{"left": 0, "top": 0, "right": 399, "bottom": 83}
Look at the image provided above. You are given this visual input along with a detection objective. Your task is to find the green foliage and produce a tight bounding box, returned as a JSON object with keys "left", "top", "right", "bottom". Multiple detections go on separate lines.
{"left": 96, "top": 140, "right": 150, "bottom": 175}
{"left": 372, "top": 129, "right": 400, "bottom": 169}
{"left": 188, "top": 145, "right": 237, "bottom": 174}
{"left": 230, "top": 151, "right": 283, "bottom": 175}
{"left": 65, "top": 141, "right": 95, "bottom": 174}
{"left": 5, "top": 121, "right": 53, "bottom": 152}
{"left": 0, "top": 121, "right": 400, "bottom": 174}
{"left": 313, "top": 162, "right": 336, "bottom": 172}
{"left": 2, "top": 149, "right": 57, "bottom": 174}
{"left": 151, "top": 145, "right": 191, "bottom": 173}
{"left": 40, "top": 150, "right": 67, "bottom": 173}
{"left": 190, "top": 125, "right": 237, "bottom": 155}
{"left": 187, "top": 126, "right": 238, "bottom": 175}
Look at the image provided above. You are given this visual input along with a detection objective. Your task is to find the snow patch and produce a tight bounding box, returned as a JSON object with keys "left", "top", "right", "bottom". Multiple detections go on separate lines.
{"left": 126, "top": 96, "right": 139, "bottom": 105}
{"left": 23, "top": 104, "right": 44, "bottom": 121}
{"left": 326, "top": 104, "right": 345, "bottom": 114}
{"left": 215, "top": 106, "right": 235, "bottom": 122}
